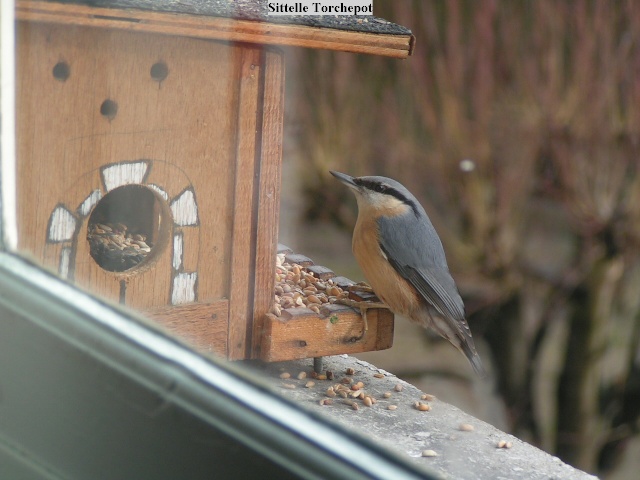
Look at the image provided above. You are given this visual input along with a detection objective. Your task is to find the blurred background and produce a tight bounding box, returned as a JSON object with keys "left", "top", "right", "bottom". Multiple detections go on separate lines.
{"left": 278, "top": 1, "right": 640, "bottom": 478}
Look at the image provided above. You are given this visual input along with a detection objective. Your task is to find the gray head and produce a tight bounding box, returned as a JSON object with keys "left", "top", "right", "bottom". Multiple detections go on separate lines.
{"left": 330, "top": 171, "right": 424, "bottom": 218}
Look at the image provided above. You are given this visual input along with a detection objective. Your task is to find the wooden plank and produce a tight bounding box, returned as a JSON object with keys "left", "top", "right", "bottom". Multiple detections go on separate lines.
{"left": 284, "top": 253, "right": 314, "bottom": 266}
{"left": 16, "top": 1, "right": 413, "bottom": 58}
{"left": 144, "top": 300, "right": 228, "bottom": 356}
{"left": 227, "top": 46, "right": 262, "bottom": 360}
{"left": 260, "top": 307, "right": 394, "bottom": 362}
{"left": 306, "top": 265, "right": 336, "bottom": 280}
{"left": 251, "top": 48, "right": 284, "bottom": 359}
{"left": 16, "top": 22, "right": 238, "bottom": 309}
{"left": 277, "top": 244, "right": 293, "bottom": 254}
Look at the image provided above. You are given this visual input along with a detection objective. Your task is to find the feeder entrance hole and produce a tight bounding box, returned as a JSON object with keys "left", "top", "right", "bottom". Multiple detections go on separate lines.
{"left": 87, "top": 185, "right": 171, "bottom": 272}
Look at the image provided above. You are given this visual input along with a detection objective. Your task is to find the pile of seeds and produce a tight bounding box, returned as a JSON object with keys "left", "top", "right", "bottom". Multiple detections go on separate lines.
{"left": 87, "top": 222, "right": 152, "bottom": 272}
{"left": 276, "top": 364, "right": 438, "bottom": 416}
{"left": 324, "top": 379, "right": 378, "bottom": 410}
{"left": 272, "top": 253, "right": 350, "bottom": 317}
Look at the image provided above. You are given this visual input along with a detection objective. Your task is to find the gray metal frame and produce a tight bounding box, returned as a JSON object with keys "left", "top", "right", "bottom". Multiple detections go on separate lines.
{"left": 0, "top": 252, "right": 436, "bottom": 479}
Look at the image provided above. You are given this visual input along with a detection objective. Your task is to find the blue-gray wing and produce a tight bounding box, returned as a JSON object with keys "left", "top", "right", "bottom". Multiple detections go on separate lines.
{"left": 378, "top": 213, "right": 486, "bottom": 377}
{"left": 377, "top": 214, "right": 465, "bottom": 322}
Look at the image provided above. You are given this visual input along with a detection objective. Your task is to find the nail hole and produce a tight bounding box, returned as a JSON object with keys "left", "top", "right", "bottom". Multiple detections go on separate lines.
{"left": 100, "top": 99, "right": 118, "bottom": 120}
{"left": 52, "top": 61, "right": 70, "bottom": 81}
{"left": 298, "top": 340, "right": 307, "bottom": 347}
{"left": 150, "top": 61, "right": 169, "bottom": 83}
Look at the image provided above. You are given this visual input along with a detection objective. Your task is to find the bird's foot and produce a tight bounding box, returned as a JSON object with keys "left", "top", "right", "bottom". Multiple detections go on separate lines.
{"left": 334, "top": 297, "right": 390, "bottom": 334}
{"left": 348, "top": 283, "right": 376, "bottom": 295}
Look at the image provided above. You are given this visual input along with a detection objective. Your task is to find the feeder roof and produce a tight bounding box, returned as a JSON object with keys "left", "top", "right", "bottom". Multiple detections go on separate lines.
{"left": 19, "top": 0, "right": 414, "bottom": 57}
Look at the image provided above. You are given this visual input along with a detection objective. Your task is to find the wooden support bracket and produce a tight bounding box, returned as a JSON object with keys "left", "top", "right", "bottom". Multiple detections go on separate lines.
{"left": 258, "top": 244, "right": 395, "bottom": 361}
{"left": 260, "top": 300, "right": 394, "bottom": 362}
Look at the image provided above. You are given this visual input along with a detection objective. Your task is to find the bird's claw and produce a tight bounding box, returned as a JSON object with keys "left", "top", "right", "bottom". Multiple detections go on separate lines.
{"left": 334, "top": 297, "right": 390, "bottom": 335}
{"left": 348, "top": 283, "right": 376, "bottom": 294}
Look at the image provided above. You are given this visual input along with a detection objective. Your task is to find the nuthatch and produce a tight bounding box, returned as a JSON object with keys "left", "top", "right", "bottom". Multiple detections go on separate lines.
{"left": 330, "top": 171, "right": 486, "bottom": 377}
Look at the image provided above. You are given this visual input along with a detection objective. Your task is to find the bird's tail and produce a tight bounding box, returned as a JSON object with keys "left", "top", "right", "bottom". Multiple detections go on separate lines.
{"left": 460, "top": 340, "right": 487, "bottom": 378}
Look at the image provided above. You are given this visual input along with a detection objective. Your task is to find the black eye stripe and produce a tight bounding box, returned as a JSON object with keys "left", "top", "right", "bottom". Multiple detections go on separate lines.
{"left": 354, "top": 178, "right": 420, "bottom": 218}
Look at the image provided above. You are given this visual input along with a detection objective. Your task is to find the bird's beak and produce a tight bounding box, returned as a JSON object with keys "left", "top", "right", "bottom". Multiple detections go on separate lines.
{"left": 330, "top": 171, "right": 358, "bottom": 189}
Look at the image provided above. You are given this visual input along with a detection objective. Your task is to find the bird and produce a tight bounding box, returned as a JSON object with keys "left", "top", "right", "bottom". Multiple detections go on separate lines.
{"left": 330, "top": 170, "right": 486, "bottom": 377}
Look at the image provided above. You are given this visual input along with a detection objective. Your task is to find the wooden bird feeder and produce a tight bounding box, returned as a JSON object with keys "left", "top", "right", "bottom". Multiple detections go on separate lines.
{"left": 15, "top": 0, "right": 413, "bottom": 361}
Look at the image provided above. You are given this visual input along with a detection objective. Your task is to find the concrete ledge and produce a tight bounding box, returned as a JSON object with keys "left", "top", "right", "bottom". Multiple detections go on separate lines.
{"left": 253, "top": 355, "right": 598, "bottom": 480}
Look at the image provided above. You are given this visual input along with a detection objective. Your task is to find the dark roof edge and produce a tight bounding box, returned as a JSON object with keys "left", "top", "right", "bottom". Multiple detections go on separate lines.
{"left": 47, "top": 0, "right": 412, "bottom": 36}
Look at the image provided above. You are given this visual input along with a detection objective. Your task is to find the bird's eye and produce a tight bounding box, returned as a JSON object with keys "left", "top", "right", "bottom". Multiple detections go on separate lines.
{"left": 375, "top": 184, "right": 387, "bottom": 193}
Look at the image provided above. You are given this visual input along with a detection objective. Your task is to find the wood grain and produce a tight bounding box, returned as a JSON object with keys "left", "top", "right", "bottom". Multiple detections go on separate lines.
{"left": 251, "top": 48, "right": 285, "bottom": 359}
{"left": 16, "top": 23, "right": 238, "bottom": 314}
{"left": 16, "top": 1, "right": 414, "bottom": 58}
{"left": 260, "top": 307, "right": 395, "bottom": 362}
{"left": 17, "top": 4, "right": 402, "bottom": 363}
{"left": 227, "top": 46, "right": 262, "bottom": 360}
{"left": 144, "top": 300, "right": 228, "bottom": 356}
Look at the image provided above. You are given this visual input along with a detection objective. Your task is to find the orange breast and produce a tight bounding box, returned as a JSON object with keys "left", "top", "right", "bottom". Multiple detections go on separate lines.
{"left": 353, "top": 214, "right": 419, "bottom": 317}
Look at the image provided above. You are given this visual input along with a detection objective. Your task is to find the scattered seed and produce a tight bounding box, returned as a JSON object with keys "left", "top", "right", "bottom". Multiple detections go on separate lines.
{"left": 373, "top": 373, "right": 385, "bottom": 379}
{"left": 319, "top": 398, "right": 333, "bottom": 406}
{"left": 387, "top": 405, "right": 397, "bottom": 411}
{"left": 305, "top": 381, "right": 315, "bottom": 388}
{"left": 271, "top": 257, "right": 367, "bottom": 317}
{"left": 316, "top": 374, "right": 327, "bottom": 381}
{"left": 325, "top": 387, "right": 336, "bottom": 398}
{"left": 281, "top": 383, "right": 296, "bottom": 389}
{"left": 279, "top": 372, "right": 291, "bottom": 379}
{"left": 497, "top": 440, "right": 513, "bottom": 449}
{"left": 307, "top": 294, "right": 321, "bottom": 304}
{"left": 363, "top": 396, "right": 373, "bottom": 407}
{"left": 422, "top": 450, "right": 438, "bottom": 457}
{"left": 297, "top": 371, "right": 307, "bottom": 380}
{"left": 326, "top": 370, "right": 334, "bottom": 380}
{"left": 346, "top": 367, "right": 355, "bottom": 375}
{"left": 394, "top": 384, "right": 403, "bottom": 392}
{"left": 383, "top": 392, "right": 392, "bottom": 398}
{"left": 351, "top": 402, "right": 359, "bottom": 411}
{"left": 87, "top": 222, "right": 153, "bottom": 270}
{"left": 421, "top": 394, "right": 435, "bottom": 401}
{"left": 415, "top": 402, "right": 431, "bottom": 411}
{"left": 329, "top": 286, "right": 342, "bottom": 297}
{"left": 459, "top": 423, "right": 474, "bottom": 432}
